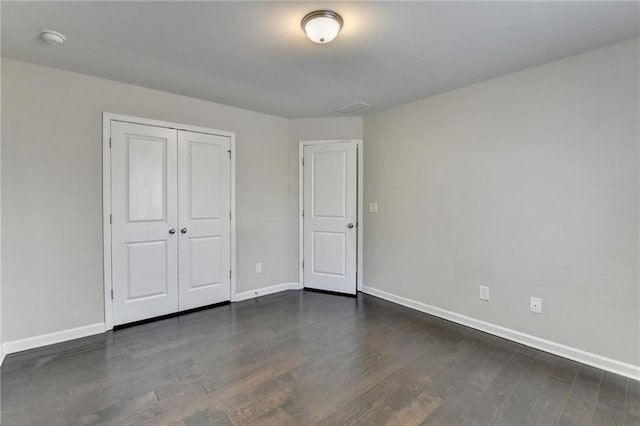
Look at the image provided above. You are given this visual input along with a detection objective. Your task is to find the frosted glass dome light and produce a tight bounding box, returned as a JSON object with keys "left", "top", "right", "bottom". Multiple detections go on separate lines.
{"left": 302, "top": 10, "right": 343, "bottom": 44}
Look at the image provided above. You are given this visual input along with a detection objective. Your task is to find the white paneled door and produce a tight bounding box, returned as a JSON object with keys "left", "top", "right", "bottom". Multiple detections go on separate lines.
{"left": 110, "top": 120, "right": 231, "bottom": 326}
{"left": 111, "top": 121, "right": 179, "bottom": 325}
{"left": 178, "top": 130, "right": 231, "bottom": 310}
{"left": 303, "top": 141, "right": 358, "bottom": 295}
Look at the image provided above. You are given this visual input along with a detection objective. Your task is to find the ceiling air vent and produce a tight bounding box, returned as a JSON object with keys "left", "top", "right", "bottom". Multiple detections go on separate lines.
{"left": 336, "top": 102, "right": 371, "bottom": 115}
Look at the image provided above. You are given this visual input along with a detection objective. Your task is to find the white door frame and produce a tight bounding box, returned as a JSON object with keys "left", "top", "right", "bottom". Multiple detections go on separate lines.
{"left": 102, "top": 112, "right": 236, "bottom": 331}
{"left": 298, "top": 139, "right": 363, "bottom": 292}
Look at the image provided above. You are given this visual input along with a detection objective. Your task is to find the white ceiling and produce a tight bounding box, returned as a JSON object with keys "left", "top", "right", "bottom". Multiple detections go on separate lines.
{"left": 2, "top": 1, "right": 638, "bottom": 118}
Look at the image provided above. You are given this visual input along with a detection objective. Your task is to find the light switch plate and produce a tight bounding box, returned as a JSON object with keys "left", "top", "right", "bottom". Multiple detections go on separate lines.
{"left": 479, "top": 286, "right": 490, "bottom": 301}
{"left": 368, "top": 202, "right": 378, "bottom": 213}
{"left": 255, "top": 262, "right": 262, "bottom": 273}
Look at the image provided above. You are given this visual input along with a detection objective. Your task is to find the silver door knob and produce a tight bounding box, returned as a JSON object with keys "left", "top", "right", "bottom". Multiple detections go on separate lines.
{"left": 180, "top": 228, "right": 188, "bottom": 234}
{"left": 168, "top": 228, "right": 176, "bottom": 234}
{"left": 347, "top": 223, "right": 355, "bottom": 229}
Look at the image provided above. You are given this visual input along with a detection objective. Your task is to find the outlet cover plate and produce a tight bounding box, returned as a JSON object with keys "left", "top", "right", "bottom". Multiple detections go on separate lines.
{"left": 255, "top": 262, "right": 262, "bottom": 273}
{"left": 530, "top": 297, "right": 542, "bottom": 314}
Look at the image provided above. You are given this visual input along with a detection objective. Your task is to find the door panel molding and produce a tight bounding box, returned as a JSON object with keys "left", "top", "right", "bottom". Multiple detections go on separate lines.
{"left": 110, "top": 121, "right": 178, "bottom": 325}
{"left": 299, "top": 139, "right": 363, "bottom": 293}
{"left": 103, "top": 113, "right": 236, "bottom": 330}
{"left": 178, "top": 130, "right": 231, "bottom": 311}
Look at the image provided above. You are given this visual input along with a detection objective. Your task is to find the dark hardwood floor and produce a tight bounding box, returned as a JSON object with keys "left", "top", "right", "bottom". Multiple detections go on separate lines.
{"left": 1, "top": 290, "right": 637, "bottom": 425}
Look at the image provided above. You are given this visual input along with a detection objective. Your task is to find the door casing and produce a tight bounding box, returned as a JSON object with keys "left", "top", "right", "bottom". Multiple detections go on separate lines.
{"left": 299, "top": 139, "right": 363, "bottom": 292}
{"left": 102, "top": 112, "right": 236, "bottom": 331}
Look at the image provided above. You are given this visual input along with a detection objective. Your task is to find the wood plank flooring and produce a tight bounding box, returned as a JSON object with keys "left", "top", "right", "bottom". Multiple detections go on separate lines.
{"left": 1, "top": 290, "right": 637, "bottom": 425}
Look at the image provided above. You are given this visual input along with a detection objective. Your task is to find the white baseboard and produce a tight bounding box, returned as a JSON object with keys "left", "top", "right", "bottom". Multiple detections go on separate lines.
{"left": 0, "top": 284, "right": 303, "bottom": 360}
{"left": 234, "top": 282, "right": 301, "bottom": 302}
{"left": 362, "top": 286, "right": 640, "bottom": 381}
{"left": 9, "top": 284, "right": 634, "bottom": 380}
{"left": 2, "top": 322, "right": 106, "bottom": 356}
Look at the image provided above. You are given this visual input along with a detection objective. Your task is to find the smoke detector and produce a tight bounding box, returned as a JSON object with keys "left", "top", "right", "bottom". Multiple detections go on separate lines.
{"left": 40, "top": 30, "right": 66, "bottom": 45}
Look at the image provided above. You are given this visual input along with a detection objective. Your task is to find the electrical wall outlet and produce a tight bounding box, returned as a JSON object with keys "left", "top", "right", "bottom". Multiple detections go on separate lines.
{"left": 479, "top": 286, "right": 490, "bottom": 301}
{"left": 368, "top": 202, "right": 378, "bottom": 213}
{"left": 530, "top": 297, "right": 542, "bottom": 314}
{"left": 255, "top": 262, "right": 262, "bottom": 273}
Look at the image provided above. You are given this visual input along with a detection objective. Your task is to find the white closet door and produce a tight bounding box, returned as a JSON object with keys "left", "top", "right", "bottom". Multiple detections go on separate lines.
{"left": 111, "top": 121, "right": 179, "bottom": 325}
{"left": 303, "top": 141, "right": 358, "bottom": 295}
{"left": 178, "top": 130, "right": 231, "bottom": 310}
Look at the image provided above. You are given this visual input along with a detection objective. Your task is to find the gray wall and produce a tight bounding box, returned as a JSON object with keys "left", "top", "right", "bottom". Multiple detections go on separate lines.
{"left": 287, "top": 118, "right": 363, "bottom": 281}
{"left": 2, "top": 58, "right": 290, "bottom": 342}
{"left": 3, "top": 37, "right": 638, "bottom": 369}
{"left": 363, "top": 38, "right": 639, "bottom": 365}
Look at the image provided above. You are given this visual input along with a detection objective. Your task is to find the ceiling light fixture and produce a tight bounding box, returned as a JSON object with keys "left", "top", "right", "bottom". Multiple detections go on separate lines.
{"left": 301, "top": 10, "right": 343, "bottom": 44}
{"left": 40, "top": 29, "right": 66, "bottom": 45}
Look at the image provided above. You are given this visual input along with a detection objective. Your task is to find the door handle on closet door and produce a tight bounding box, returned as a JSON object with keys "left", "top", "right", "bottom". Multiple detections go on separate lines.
{"left": 168, "top": 228, "right": 176, "bottom": 235}
{"left": 180, "top": 228, "right": 188, "bottom": 234}
{"left": 347, "top": 223, "right": 355, "bottom": 229}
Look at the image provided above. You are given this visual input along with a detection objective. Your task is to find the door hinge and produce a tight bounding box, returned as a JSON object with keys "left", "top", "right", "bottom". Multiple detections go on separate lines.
{"left": 109, "top": 137, "right": 111, "bottom": 148}
{"left": 110, "top": 289, "right": 114, "bottom": 299}
{"left": 228, "top": 150, "right": 231, "bottom": 159}
{"left": 229, "top": 270, "right": 232, "bottom": 279}
{"left": 302, "top": 157, "right": 305, "bottom": 166}
{"left": 229, "top": 211, "right": 232, "bottom": 220}
{"left": 302, "top": 209, "right": 304, "bottom": 218}
{"left": 302, "top": 261, "right": 304, "bottom": 269}
{"left": 109, "top": 214, "right": 112, "bottom": 225}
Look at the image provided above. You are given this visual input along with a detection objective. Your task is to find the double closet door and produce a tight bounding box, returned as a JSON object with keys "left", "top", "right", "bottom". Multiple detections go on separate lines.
{"left": 110, "top": 121, "right": 231, "bottom": 326}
